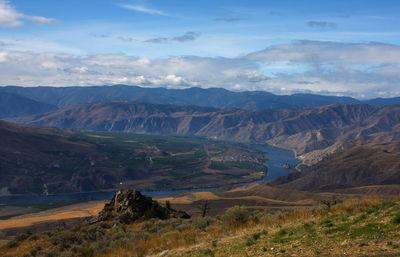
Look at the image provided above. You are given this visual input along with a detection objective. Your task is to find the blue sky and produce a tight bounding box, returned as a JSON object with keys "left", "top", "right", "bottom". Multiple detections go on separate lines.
{"left": 0, "top": 0, "right": 400, "bottom": 98}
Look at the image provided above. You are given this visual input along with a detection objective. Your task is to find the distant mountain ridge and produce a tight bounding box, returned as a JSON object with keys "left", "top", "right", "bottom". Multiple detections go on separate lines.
{"left": 14, "top": 101, "right": 400, "bottom": 156}
{"left": 2, "top": 84, "right": 400, "bottom": 118}
{"left": 0, "top": 92, "right": 58, "bottom": 118}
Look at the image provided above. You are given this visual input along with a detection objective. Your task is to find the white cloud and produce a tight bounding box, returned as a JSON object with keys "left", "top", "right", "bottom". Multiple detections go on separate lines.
{"left": 0, "top": 0, "right": 22, "bottom": 27}
{"left": 0, "top": 51, "right": 7, "bottom": 62}
{"left": 24, "top": 15, "right": 59, "bottom": 25}
{"left": 0, "top": 38, "right": 84, "bottom": 55}
{"left": 0, "top": 51, "right": 255, "bottom": 89}
{"left": 118, "top": 4, "right": 167, "bottom": 16}
{"left": 237, "top": 72, "right": 268, "bottom": 83}
{"left": 0, "top": 0, "right": 59, "bottom": 27}
{"left": 247, "top": 41, "right": 400, "bottom": 65}
{"left": 0, "top": 41, "right": 400, "bottom": 99}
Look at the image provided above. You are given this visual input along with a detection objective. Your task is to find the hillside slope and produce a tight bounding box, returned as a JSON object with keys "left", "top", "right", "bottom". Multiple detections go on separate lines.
{"left": 0, "top": 120, "right": 266, "bottom": 195}
{"left": 267, "top": 141, "right": 400, "bottom": 191}
{"left": 2, "top": 196, "right": 400, "bottom": 257}
{"left": 0, "top": 120, "right": 113, "bottom": 194}
{"left": 0, "top": 92, "right": 57, "bottom": 118}
{"left": 15, "top": 102, "right": 400, "bottom": 155}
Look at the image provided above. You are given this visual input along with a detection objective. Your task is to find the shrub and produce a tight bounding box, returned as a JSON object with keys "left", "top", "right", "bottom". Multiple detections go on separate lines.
{"left": 5, "top": 239, "right": 19, "bottom": 248}
{"left": 15, "top": 231, "right": 31, "bottom": 242}
{"left": 245, "top": 237, "right": 255, "bottom": 246}
{"left": 276, "top": 228, "right": 288, "bottom": 238}
{"left": 30, "top": 246, "right": 42, "bottom": 256}
{"left": 192, "top": 217, "right": 210, "bottom": 230}
{"left": 222, "top": 206, "right": 249, "bottom": 227}
{"left": 252, "top": 230, "right": 267, "bottom": 240}
{"left": 50, "top": 230, "right": 81, "bottom": 249}
{"left": 198, "top": 248, "right": 215, "bottom": 257}
{"left": 392, "top": 212, "right": 400, "bottom": 224}
{"left": 141, "top": 219, "right": 160, "bottom": 233}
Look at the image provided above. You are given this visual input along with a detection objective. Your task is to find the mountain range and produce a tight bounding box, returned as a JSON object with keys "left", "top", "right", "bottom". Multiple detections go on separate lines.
{"left": 13, "top": 101, "right": 400, "bottom": 157}
{"left": 3, "top": 85, "right": 400, "bottom": 195}
{"left": 2, "top": 85, "right": 400, "bottom": 118}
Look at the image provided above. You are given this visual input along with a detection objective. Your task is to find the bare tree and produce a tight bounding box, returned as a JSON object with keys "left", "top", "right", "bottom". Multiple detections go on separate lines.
{"left": 197, "top": 200, "right": 210, "bottom": 217}
{"left": 165, "top": 200, "right": 171, "bottom": 210}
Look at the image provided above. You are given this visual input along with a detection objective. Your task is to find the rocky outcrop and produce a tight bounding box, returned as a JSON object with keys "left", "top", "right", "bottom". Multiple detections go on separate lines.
{"left": 97, "top": 190, "right": 190, "bottom": 223}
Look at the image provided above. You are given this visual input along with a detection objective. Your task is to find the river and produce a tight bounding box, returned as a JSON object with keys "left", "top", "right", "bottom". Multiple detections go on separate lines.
{"left": 0, "top": 145, "right": 300, "bottom": 204}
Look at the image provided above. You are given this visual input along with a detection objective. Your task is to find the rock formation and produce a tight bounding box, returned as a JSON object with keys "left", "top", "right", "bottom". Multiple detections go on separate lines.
{"left": 97, "top": 189, "right": 190, "bottom": 223}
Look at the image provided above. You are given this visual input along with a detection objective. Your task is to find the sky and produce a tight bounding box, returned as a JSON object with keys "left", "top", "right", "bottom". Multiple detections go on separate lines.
{"left": 0, "top": 0, "right": 400, "bottom": 99}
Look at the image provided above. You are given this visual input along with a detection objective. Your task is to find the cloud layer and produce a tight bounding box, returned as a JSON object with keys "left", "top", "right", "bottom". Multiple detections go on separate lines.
{"left": 214, "top": 18, "right": 241, "bottom": 22}
{"left": 118, "top": 4, "right": 167, "bottom": 16}
{"left": 0, "top": 0, "right": 59, "bottom": 27}
{"left": 0, "top": 41, "right": 399, "bottom": 99}
{"left": 145, "top": 32, "right": 201, "bottom": 44}
{"left": 307, "top": 21, "right": 336, "bottom": 29}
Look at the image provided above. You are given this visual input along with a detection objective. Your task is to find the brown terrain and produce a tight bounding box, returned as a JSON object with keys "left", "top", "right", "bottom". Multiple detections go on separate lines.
{"left": 0, "top": 184, "right": 341, "bottom": 239}
{"left": 0, "top": 119, "right": 267, "bottom": 195}
{"left": 2, "top": 101, "right": 400, "bottom": 247}
{"left": 268, "top": 140, "right": 400, "bottom": 192}
{"left": 3, "top": 181, "right": 396, "bottom": 240}
{"left": 14, "top": 102, "right": 400, "bottom": 156}
{"left": 0, "top": 120, "right": 117, "bottom": 194}
{"left": 0, "top": 201, "right": 106, "bottom": 239}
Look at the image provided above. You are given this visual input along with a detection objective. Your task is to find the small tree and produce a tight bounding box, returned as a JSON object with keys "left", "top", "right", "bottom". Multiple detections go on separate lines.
{"left": 320, "top": 199, "right": 340, "bottom": 211}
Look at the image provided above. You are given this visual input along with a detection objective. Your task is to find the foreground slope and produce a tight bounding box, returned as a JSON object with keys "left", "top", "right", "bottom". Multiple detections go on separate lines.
{"left": 1, "top": 196, "right": 399, "bottom": 257}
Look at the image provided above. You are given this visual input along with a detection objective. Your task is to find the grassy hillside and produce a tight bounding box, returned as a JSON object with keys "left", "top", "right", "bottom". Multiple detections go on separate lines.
{"left": 1, "top": 198, "right": 399, "bottom": 256}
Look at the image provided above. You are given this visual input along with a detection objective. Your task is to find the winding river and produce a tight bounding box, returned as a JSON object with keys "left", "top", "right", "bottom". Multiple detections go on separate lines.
{"left": 0, "top": 145, "right": 300, "bottom": 204}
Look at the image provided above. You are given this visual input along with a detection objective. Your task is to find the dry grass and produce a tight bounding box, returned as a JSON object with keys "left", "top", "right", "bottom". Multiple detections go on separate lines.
{"left": 99, "top": 198, "right": 400, "bottom": 257}
{"left": 156, "top": 191, "right": 305, "bottom": 207}
{"left": 0, "top": 201, "right": 106, "bottom": 230}
{"left": 2, "top": 198, "right": 400, "bottom": 257}
{"left": 157, "top": 192, "right": 221, "bottom": 204}
{"left": 0, "top": 237, "right": 51, "bottom": 257}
